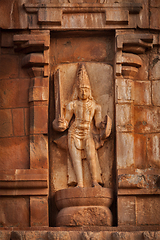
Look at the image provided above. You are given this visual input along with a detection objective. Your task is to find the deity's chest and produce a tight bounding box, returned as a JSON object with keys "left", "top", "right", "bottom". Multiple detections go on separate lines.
{"left": 74, "top": 101, "right": 95, "bottom": 121}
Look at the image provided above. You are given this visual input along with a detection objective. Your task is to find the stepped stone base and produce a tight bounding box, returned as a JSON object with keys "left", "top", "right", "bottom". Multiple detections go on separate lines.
{"left": 1, "top": 228, "right": 160, "bottom": 240}
{"left": 55, "top": 187, "right": 113, "bottom": 227}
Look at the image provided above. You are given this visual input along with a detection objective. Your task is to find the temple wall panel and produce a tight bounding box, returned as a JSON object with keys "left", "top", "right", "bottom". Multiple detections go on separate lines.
{"left": 0, "top": 0, "right": 160, "bottom": 236}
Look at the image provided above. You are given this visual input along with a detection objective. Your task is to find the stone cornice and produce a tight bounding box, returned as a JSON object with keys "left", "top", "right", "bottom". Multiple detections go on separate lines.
{"left": 23, "top": 2, "right": 142, "bottom": 29}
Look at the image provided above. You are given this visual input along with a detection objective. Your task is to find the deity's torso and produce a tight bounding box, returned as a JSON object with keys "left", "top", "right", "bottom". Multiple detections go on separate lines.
{"left": 68, "top": 99, "right": 96, "bottom": 140}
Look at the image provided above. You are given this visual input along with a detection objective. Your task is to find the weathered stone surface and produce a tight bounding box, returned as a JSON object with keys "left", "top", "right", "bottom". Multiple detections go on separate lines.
{"left": 150, "top": 8, "right": 160, "bottom": 30}
{"left": 50, "top": 35, "right": 114, "bottom": 66}
{"left": 0, "top": 79, "right": 30, "bottom": 108}
{"left": 136, "top": 54, "right": 149, "bottom": 80}
{"left": 0, "top": 137, "right": 29, "bottom": 170}
{"left": 30, "top": 196, "right": 49, "bottom": 227}
{"left": 0, "top": 0, "right": 27, "bottom": 29}
{"left": 24, "top": 1, "right": 143, "bottom": 30}
{"left": 30, "top": 77, "right": 48, "bottom": 88}
{"left": 136, "top": 197, "right": 160, "bottom": 225}
{"left": 0, "top": 55, "right": 19, "bottom": 79}
{"left": 1, "top": 32, "right": 14, "bottom": 48}
{"left": 22, "top": 53, "right": 46, "bottom": 68}
{"left": 48, "top": 231, "right": 70, "bottom": 240}
{"left": 116, "top": 104, "right": 133, "bottom": 132}
{"left": 137, "top": 0, "right": 149, "bottom": 29}
{"left": 0, "top": 169, "right": 48, "bottom": 196}
{"left": 30, "top": 105, "right": 48, "bottom": 134}
{"left": 25, "top": 231, "right": 48, "bottom": 240}
{"left": 152, "top": 81, "right": 160, "bottom": 106}
{"left": 142, "top": 231, "right": 155, "bottom": 240}
{"left": 116, "top": 32, "right": 153, "bottom": 54}
{"left": 134, "top": 134, "right": 147, "bottom": 168}
{"left": 57, "top": 206, "right": 112, "bottom": 227}
{"left": 112, "top": 232, "right": 139, "bottom": 240}
{"left": 117, "top": 133, "right": 134, "bottom": 169}
{"left": 105, "top": 9, "right": 128, "bottom": 25}
{"left": 10, "top": 231, "right": 25, "bottom": 240}
{"left": 1, "top": 230, "right": 160, "bottom": 240}
{"left": 118, "top": 169, "right": 160, "bottom": 189}
{"left": 0, "top": 109, "right": 13, "bottom": 137}
{"left": 122, "top": 53, "right": 142, "bottom": 68}
{"left": 122, "top": 66, "right": 138, "bottom": 79}
{"left": 155, "top": 232, "right": 160, "bottom": 240}
{"left": 115, "top": 79, "right": 133, "bottom": 103}
{"left": 0, "top": 231, "right": 11, "bottom": 240}
{"left": 55, "top": 187, "right": 112, "bottom": 210}
{"left": 0, "top": 197, "right": 29, "bottom": 227}
{"left": 55, "top": 187, "right": 113, "bottom": 226}
{"left": 12, "top": 108, "right": 25, "bottom": 136}
{"left": 29, "top": 86, "right": 48, "bottom": 102}
{"left": 38, "top": 8, "right": 62, "bottom": 25}
{"left": 134, "top": 81, "right": 151, "bottom": 106}
{"left": 24, "top": 108, "right": 29, "bottom": 136}
{"left": 149, "top": 54, "right": 160, "bottom": 80}
{"left": 147, "top": 134, "right": 160, "bottom": 168}
{"left": 134, "top": 106, "right": 160, "bottom": 133}
{"left": 0, "top": 0, "right": 160, "bottom": 231}
{"left": 151, "top": 0, "right": 160, "bottom": 7}
{"left": 118, "top": 196, "right": 136, "bottom": 226}
{"left": 30, "top": 134, "right": 48, "bottom": 169}
{"left": 81, "top": 231, "right": 102, "bottom": 240}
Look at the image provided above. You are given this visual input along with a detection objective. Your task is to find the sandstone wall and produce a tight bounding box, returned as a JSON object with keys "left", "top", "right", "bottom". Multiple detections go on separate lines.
{"left": 0, "top": 0, "right": 160, "bottom": 231}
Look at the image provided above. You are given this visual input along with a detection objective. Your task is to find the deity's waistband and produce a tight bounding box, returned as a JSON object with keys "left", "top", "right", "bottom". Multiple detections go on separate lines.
{"left": 68, "top": 122, "right": 91, "bottom": 139}
{"left": 74, "top": 119, "right": 90, "bottom": 129}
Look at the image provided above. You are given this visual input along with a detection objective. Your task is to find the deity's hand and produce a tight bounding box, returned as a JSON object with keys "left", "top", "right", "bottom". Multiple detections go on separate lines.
{"left": 100, "top": 121, "right": 106, "bottom": 129}
{"left": 52, "top": 118, "right": 68, "bottom": 132}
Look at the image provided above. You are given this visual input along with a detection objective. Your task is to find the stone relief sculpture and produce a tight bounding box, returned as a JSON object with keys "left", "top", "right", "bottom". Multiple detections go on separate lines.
{"left": 53, "top": 63, "right": 112, "bottom": 188}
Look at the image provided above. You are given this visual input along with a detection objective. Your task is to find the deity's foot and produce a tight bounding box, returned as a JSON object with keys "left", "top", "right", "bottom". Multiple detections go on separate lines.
{"left": 76, "top": 182, "right": 84, "bottom": 188}
{"left": 76, "top": 184, "right": 84, "bottom": 188}
{"left": 92, "top": 181, "right": 102, "bottom": 188}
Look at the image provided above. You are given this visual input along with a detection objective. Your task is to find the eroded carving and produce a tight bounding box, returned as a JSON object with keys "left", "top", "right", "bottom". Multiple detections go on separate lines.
{"left": 53, "top": 63, "right": 112, "bottom": 188}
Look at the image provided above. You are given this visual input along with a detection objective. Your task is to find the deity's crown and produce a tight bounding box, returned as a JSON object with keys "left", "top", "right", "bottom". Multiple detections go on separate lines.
{"left": 77, "top": 64, "right": 91, "bottom": 89}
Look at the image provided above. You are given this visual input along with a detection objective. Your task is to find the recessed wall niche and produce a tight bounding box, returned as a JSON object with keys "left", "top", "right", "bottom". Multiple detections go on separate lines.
{"left": 49, "top": 31, "right": 116, "bottom": 226}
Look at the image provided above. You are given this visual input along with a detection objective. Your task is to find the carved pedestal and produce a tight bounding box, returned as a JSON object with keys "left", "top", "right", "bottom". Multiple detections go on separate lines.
{"left": 55, "top": 187, "right": 113, "bottom": 226}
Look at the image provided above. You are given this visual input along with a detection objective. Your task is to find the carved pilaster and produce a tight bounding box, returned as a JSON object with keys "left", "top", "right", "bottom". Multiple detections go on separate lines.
{"left": 115, "top": 31, "right": 160, "bottom": 226}
{"left": 13, "top": 30, "right": 50, "bottom": 227}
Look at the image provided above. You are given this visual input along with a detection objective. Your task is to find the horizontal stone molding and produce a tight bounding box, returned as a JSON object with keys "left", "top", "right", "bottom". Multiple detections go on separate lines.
{"left": 0, "top": 169, "right": 48, "bottom": 196}
{"left": 23, "top": 2, "right": 142, "bottom": 29}
{"left": 24, "top": 2, "right": 142, "bottom": 13}
{"left": 118, "top": 169, "right": 160, "bottom": 190}
{"left": 118, "top": 189, "right": 160, "bottom": 196}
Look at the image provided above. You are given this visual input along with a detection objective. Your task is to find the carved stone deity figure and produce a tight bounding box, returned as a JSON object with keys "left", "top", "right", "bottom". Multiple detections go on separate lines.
{"left": 53, "top": 64, "right": 112, "bottom": 188}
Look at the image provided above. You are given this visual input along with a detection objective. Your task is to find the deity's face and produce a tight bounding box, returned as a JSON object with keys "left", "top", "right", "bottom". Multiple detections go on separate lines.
{"left": 79, "top": 87, "right": 90, "bottom": 100}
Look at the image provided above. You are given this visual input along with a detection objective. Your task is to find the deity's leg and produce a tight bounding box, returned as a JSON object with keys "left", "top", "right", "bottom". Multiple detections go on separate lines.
{"left": 68, "top": 137, "right": 83, "bottom": 187}
{"left": 85, "top": 137, "right": 99, "bottom": 187}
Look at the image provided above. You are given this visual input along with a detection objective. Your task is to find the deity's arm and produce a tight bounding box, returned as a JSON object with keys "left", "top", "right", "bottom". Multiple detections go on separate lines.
{"left": 64, "top": 101, "right": 74, "bottom": 124}
{"left": 52, "top": 101, "right": 74, "bottom": 132}
{"left": 94, "top": 104, "right": 102, "bottom": 129}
